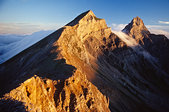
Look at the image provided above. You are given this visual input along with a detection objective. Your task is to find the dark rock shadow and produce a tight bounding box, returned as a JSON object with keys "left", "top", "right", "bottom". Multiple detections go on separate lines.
{"left": 83, "top": 32, "right": 169, "bottom": 111}
{"left": 91, "top": 37, "right": 169, "bottom": 112}
{"left": 142, "top": 34, "right": 169, "bottom": 74}
{"left": 0, "top": 99, "right": 27, "bottom": 112}
{"left": 66, "top": 10, "right": 90, "bottom": 26}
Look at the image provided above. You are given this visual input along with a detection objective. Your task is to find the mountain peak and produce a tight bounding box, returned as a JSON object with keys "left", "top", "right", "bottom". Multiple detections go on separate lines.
{"left": 66, "top": 10, "right": 102, "bottom": 26}
{"left": 122, "top": 16, "right": 149, "bottom": 34}
{"left": 85, "top": 10, "right": 95, "bottom": 16}
{"left": 132, "top": 16, "right": 144, "bottom": 26}
{"left": 122, "top": 16, "right": 150, "bottom": 43}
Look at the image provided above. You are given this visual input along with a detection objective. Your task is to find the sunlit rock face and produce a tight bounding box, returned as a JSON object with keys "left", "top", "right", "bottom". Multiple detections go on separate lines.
{"left": 2, "top": 71, "right": 109, "bottom": 112}
{"left": 122, "top": 16, "right": 150, "bottom": 44}
{"left": 0, "top": 10, "right": 169, "bottom": 112}
{"left": 0, "top": 10, "right": 111, "bottom": 112}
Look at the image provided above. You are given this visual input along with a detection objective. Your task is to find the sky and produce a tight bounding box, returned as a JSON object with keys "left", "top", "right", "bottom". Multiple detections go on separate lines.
{"left": 0, "top": 0, "right": 169, "bottom": 37}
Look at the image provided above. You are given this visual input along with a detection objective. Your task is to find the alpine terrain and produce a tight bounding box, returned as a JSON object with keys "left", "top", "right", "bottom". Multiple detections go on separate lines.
{"left": 0, "top": 10, "right": 169, "bottom": 112}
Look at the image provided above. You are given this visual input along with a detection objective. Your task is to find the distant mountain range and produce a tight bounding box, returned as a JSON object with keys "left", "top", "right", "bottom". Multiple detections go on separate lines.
{"left": 0, "top": 10, "right": 169, "bottom": 112}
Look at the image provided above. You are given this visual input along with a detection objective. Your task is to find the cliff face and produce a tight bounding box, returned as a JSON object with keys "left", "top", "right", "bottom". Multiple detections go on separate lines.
{"left": 56, "top": 10, "right": 112, "bottom": 81}
{"left": 122, "top": 17, "right": 169, "bottom": 74}
{"left": 1, "top": 70, "right": 109, "bottom": 112}
{"left": 122, "top": 16, "right": 150, "bottom": 44}
{"left": 0, "top": 10, "right": 169, "bottom": 112}
{"left": 0, "top": 10, "right": 111, "bottom": 112}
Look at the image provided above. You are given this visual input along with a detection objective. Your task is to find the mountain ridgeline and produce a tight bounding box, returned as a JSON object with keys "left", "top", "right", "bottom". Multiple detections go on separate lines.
{"left": 0, "top": 10, "right": 169, "bottom": 112}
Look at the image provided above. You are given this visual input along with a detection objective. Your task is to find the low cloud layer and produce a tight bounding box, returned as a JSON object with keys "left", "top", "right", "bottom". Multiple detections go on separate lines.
{"left": 147, "top": 25, "right": 169, "bottom": 38}
{"left": 158, "top": 21, "right": 169, "bottom": 24}
{"left": 0, "top": 22, "right": 61, "bottom": 35}
{"left": 111, "top": 23, "right": 127, "bottom": 31}
{"left": 0, "top": 30, "right": 54, "bottom": 64}
{"left": 148, "top": 28, "right": 169, "bottom": 38}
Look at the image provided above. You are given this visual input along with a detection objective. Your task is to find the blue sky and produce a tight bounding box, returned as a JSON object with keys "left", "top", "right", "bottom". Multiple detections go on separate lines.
{"left": 0, "top": 0, "right": 169, "bottom": 36}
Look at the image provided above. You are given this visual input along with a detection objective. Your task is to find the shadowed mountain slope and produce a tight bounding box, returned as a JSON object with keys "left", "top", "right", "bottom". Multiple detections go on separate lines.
{"left": 123, "top": 17, "right": 169, "bottom": 74}
{"left": 0, "top": 10, "right": 169, "bottom": 112}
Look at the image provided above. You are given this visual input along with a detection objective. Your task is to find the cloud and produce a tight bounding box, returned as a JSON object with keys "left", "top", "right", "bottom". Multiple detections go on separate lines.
{"left": 111, "top": 23, "right": 127, "bottom": 31}
{"left": 146, "top": 25, "right": 169, "bottom": 38}
{"left": 158, "top": 21, "right": 169, "bottom": 24}
{"left": 112, "top": 31, "right": 138, "bottom": 47}
{"left": 146, "top": 25, "right": 169, "bottom": 29}
{"left": 0, "top": 22, "right": 61, "bottom": 35}
{"left": 112, "top": 31, "right": 156, "bottom": 60}
{"left": 148, "top": 29, "right": 169, "bottom": 38}
{"left": 0, "top": 30, "right": 54, "bottom": 64}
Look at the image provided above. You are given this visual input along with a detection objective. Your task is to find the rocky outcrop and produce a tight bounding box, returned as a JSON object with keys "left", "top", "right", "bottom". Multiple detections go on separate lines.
{"left": 0, "top": 10, "right": 169, "bottom": 112}
{"left": 2, "top": 70, "right": 109, "bottom": 112}
{"left": 0, "top": 10, "right": 110, "bottom": 112}
{"left": 122, "top": 16, "right": 150, "bottom": 44}
{"left": 123, "top": 17, "right": 169, "bottom": 74}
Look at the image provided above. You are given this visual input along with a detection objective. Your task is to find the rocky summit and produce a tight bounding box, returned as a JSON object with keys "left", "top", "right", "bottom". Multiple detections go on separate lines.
{"left": 122, "top": 16, "right": 150, "bottom": 44}
{"left": 0, "top": 10, "right": 169, "bottom": 112}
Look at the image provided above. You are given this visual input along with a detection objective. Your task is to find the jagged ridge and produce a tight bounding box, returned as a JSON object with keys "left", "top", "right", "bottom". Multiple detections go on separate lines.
{"left": 0, "top": 11, "right": 169, "bottom": 112}
{"left": 1, "top": 70, "right": 109, "bottom": 112}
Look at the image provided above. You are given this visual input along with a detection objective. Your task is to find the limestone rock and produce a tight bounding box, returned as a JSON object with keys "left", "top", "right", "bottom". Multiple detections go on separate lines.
{"left": 2, "top": 70, "right": 109, "bottom": 112}
{"left": 0, "top": 10, "right": 169, "bottom": 112}
{"left": 123, "top": 16, "right": 169, "bottom": 74}
{"left": 122, "top": 16, "right": 150, "bottom": 44}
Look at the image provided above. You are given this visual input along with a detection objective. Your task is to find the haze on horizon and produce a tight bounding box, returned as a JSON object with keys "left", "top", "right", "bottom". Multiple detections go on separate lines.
{"left": 0, "top": 0, "right": 169, "bottom": 37}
